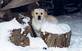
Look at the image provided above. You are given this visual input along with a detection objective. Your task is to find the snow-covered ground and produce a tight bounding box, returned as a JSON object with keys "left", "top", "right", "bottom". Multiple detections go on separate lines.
{"left": 0, "top": 12, "right": 82, "bottom": 51}
{"left": 58, "top": 12, "right": 82, "bottom": 48}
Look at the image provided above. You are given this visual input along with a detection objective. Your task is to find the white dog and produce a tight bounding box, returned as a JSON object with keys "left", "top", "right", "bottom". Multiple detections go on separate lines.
{"left": 32, "top": 8, "right": 58, "bottom": 37}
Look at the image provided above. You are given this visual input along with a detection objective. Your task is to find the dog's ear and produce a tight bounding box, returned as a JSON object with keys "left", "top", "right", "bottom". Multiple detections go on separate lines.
{"left": 45, "top": 9, "right": 48, "bottom": 12}
{"left": 31, "top": 10, "right": 34, "bottom": 17}
{"left": 44, "top": 10, "right": 48, "bottom": 17}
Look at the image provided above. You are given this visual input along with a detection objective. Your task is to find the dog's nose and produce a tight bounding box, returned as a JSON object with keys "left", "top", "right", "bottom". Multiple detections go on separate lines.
{"left": 38, "top": 16, "right": 41, "bottom": 20}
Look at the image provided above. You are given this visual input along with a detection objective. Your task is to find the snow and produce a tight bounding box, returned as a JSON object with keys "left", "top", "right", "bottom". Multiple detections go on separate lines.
{"left": 0, "top": 12, "right": 82, "bottom": 51}
{"left": 41, "top": 22, "right": 71, "bottom": 35}
{"left": 0, "top": 17, "right": 47, "bottom": 51}
{"left": 58, "top": 12, "right": 82, "bottom": 48}
{"left": 27, "top": 34, "right": 47, "bottom": 48}
{"left": 19, "top": 14, "right": 30, "bottom": 24}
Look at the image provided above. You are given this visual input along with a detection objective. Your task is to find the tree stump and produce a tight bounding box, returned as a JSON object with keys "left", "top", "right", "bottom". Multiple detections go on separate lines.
{"left": 41, "top": 23, "right": 71, "bottom": 48}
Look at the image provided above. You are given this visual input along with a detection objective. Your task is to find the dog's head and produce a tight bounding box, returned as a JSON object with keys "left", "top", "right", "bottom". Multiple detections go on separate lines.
{"left": 32, "top": 8, "right": 47, "bottom": 21}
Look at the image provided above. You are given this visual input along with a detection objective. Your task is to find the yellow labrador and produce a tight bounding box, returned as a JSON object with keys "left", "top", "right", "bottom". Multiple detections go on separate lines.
{"left": 31, "top": 8, "right": 58, "bottom": 37}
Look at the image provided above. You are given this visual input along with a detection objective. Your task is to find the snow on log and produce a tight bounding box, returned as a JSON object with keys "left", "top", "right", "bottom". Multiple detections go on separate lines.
{"left": 41, "top": 22, "right": 71, "bottom": 47}
{"left": 9, "top": 15, "right": 32, "bottom": 47}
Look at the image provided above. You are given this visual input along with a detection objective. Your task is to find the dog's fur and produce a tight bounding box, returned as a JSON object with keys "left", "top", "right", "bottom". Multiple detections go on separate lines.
{"left": 31, "top": 8, "right": 58, "bottom": 37}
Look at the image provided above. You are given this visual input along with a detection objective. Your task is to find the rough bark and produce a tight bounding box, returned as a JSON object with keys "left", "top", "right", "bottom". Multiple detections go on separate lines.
{"left": 42, "top": 31, "right": 71, "bottom": 48}
{"left": 10, "top": 26, "right": 32, "bottom": 47}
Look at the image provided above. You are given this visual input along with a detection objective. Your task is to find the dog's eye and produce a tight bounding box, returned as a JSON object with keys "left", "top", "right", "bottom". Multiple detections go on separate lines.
{"left": 36, "top": 13, "right": 38, "bottom": 15}
{"left": 41, "top": 13, "right": 43, "bottom": 15}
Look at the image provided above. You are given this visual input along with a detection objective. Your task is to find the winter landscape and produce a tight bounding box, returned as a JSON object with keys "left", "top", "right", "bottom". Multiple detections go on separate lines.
{"left": 0, "top": 12, "right": 82, "bottom": 51}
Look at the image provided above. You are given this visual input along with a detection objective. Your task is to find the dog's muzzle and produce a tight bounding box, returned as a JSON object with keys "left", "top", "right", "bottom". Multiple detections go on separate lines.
{"left": 38, "top": 16, "right": 41, "bottom": 20}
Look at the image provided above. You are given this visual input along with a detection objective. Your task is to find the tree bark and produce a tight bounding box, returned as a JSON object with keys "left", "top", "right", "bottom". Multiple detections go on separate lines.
{"left": 42, "top": 31, "right": 71, "bottom": 48}
{"left": 10, "top": 26, "right": 32, "bottom": 47}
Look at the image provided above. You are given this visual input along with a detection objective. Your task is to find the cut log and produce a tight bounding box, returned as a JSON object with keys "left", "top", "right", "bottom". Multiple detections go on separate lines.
{"left": 41, "top": 23, "right": 71, "bottom": 47}
{"left": 10, "top": 26, "right": 32, "bottom": 47}
{"left": 0, "top": 0, "right": 39, "bottom": 10}
{"left": 42, "top": 31, "right": 71, "bottom": 47}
